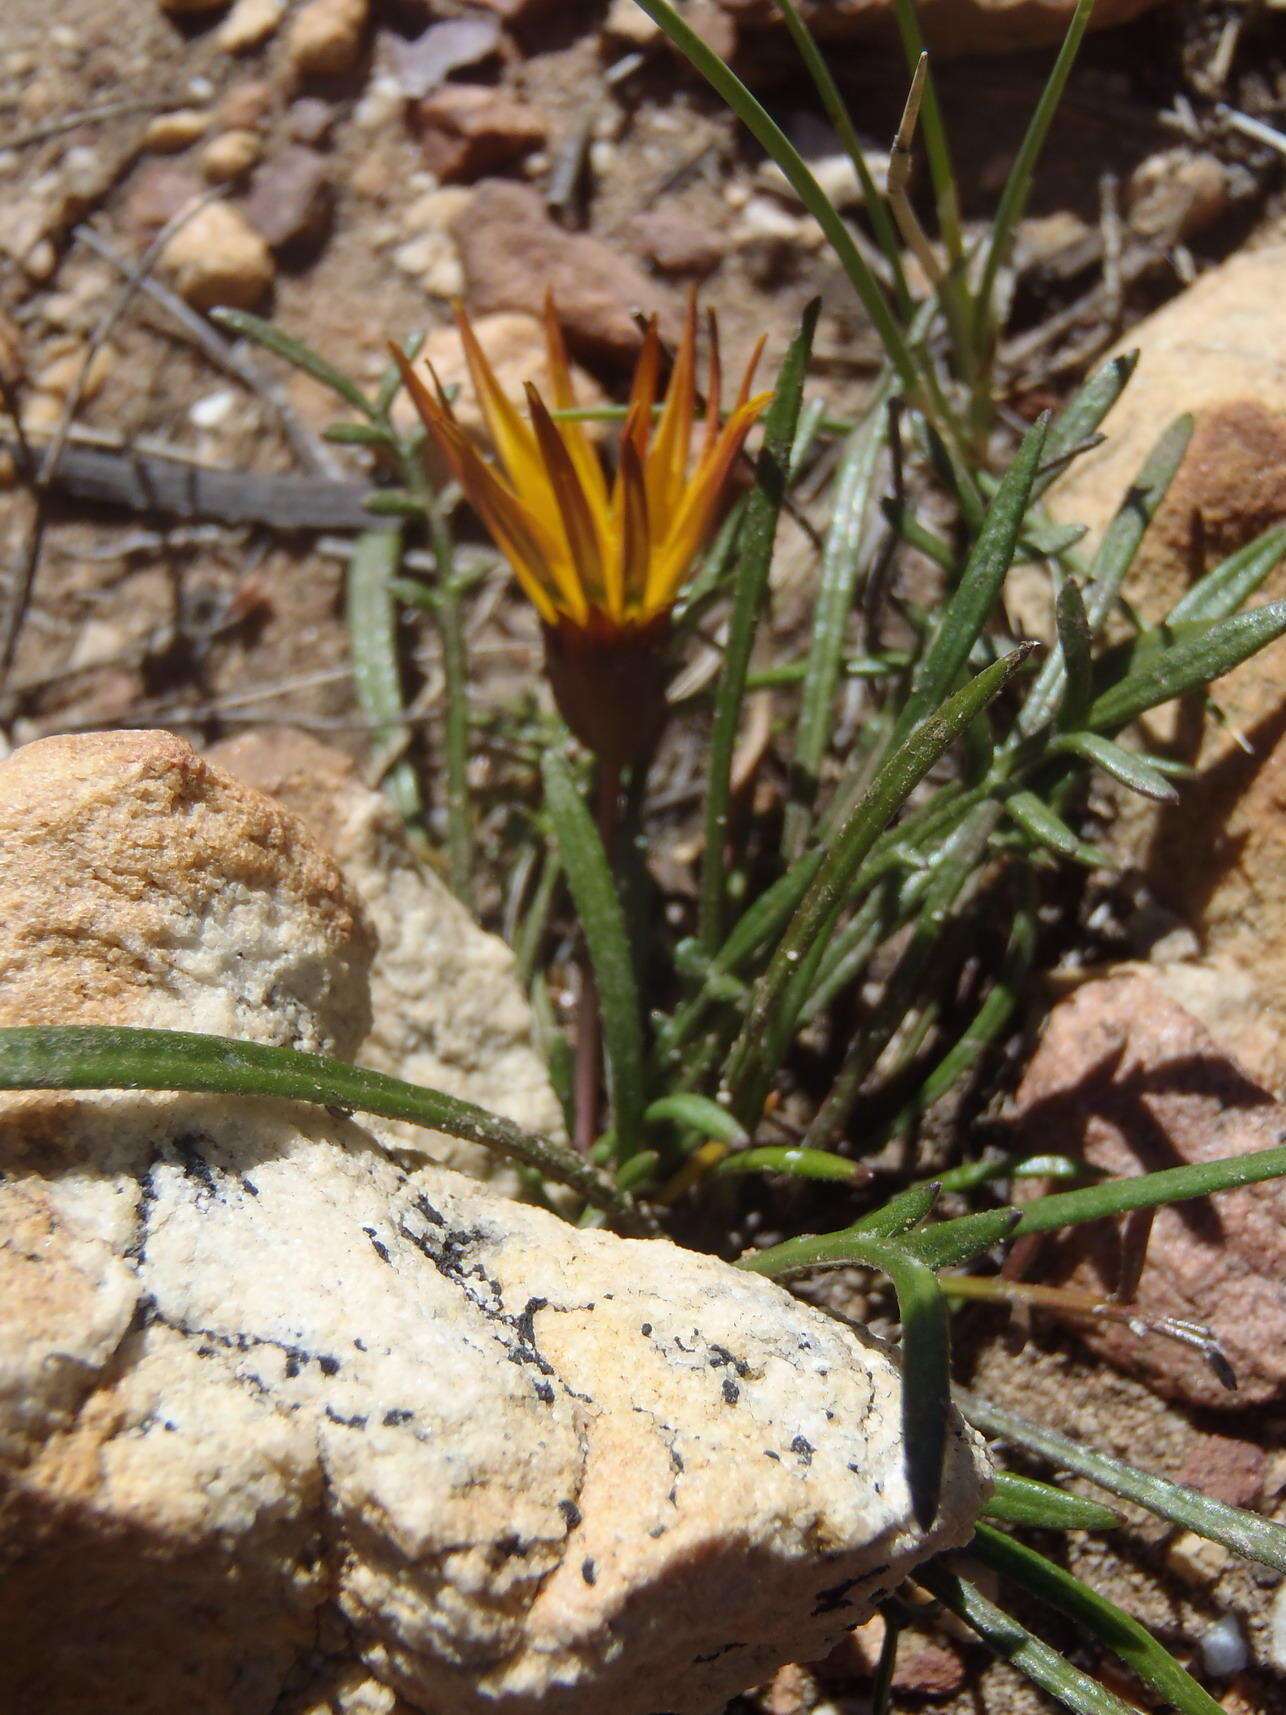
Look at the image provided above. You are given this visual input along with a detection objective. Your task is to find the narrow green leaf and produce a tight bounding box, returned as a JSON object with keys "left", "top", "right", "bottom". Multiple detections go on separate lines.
{"left": 1082, "top": 416, "right": 1194, "bottom": 634}
{"left": 1004, "top": 789, "right": 1111, "bottom": 868}
{"left": 542, "top": 749, "right": 647, "bottom": 1160}
{"left": 972, "top": 1523, "right": 1223, "bottom": 1715}
{"left": 903, "top": 1207, "right": 1022, "bottom": 1269}
{"left": 210, "top": 307, "right": 373, "bottom": 417}
{"left": 1013, "top": 1139, "right": 1286, "bottom": 1234}
{"left": 959, "top": 1390, "right": 1286, "bottom": 1575}
{"left": 771, "top": 0, "right": 912, "bottom": 310}
{"left": 852, "top": 1180, "right": 941, "bottom": 1237}
{"left": 1051, "top": 732, "right": 1180, "bottom": 803}
{"left": 1168, "top": 522, "right": 1286, "bottom": 625}
{"left": 1054, "top": 577, "right": 1092, "bottom": 728}
{"left": 0, "top": 1024, "right": 637, "bottom": 1225}
{"left": 1032, "top": 352, "right": 1138, "bottom": 501}
{"left": 644, "top": 1092, "right": 748, "bottom": 1146}
{"left": 324, "top": 421, "right": 397, "bottom": 447}
{"left": 894, "top": 416, "right": 1049, "bottom": 745}
{"left": 362, "top": 491, "right": 424, "bottom": 517}
{"left": 984, "top": 1472, "right": 1121, "bottom": 1532}
{"left": 712, "top": 1146, "right": 866, "bottom": 1184}
{"left": 372, "top": 328, "right": 425, "bottom": 417}
{"left": 740, "top": 1232, "right": 950, "bottom": 1527}
{"left": 1091, "top": 601, "right": 1286, "bottom": 731}
{"left": 920, "top": 1563, "right": 1146, "bottom": 1715}
{"left": 699, "top": 300, "right": 819, "bottom": 951}
{"left": 614, "top": 1149, "right": 659, "bottom": 1192}
{"left": 726, "top": 645, "right": 1041, "bottom": 1122}
{"left": 786, "top": 391, "right": 890, "bottom": 858}
{"left": 972, "top": 0, "right": 1095, "bottom": 356}
{"left": 347, "top": 527, "right": 422, "bottom": 825}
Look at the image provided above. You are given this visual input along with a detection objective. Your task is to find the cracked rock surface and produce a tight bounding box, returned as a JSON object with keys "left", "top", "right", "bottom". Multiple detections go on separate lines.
{"left": 0, "top": 729, "right": 990, "bottom": 1715}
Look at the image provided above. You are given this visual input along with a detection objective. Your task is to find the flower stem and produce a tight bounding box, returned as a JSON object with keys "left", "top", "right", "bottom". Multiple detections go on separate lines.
{"left": 573, "top": 757, "right": 621, "bottom": 1154}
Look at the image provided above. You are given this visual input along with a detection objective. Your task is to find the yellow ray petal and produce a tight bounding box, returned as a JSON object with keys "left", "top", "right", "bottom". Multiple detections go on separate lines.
{"left": 542, "top": 294, "right": 610, "bottom": 526}
{"left": 614, "top": 423, "right": 652, "bottom": 619}
{"left": 646, "top": 390, "right": 771, "bottom": 613}
{"left": 625, "top": 318, "right": 663, "bottom": 457}
{"left": 526, "top": 383, "right": 609, "bottom": 609}
{"left": 646, "top": 288, "right": 698, "bottom": 528}
{"left": 392, "top": 343, "right": 582, "bottom": 626}
{"left": 455, "top": 305, "right": 549, "bottom": 501}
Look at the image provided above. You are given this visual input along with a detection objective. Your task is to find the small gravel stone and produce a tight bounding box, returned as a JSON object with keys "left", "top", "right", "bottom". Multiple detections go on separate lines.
{"left": 217, "top": 78, "right": 273, "bottom": 129}
{"left": 241, "top": 145, "right": 333, "bottom": 251}
{"left": 1198, "top": 1615, "right": 1249, "bottom": 1678}
{"left": 390, "top": 18, "right": 501, "bottom": 99}
{"left": 629, "top": 207, "right": 724, "bottom": 277}
{"left": 143, "top": 109, "right": 211, "bottom": 153}
{"left": 412, "top": 84, "right": 548, "bottom": 183}
{"left": 160, "top": 199, "right": 274, "bottom": 309}
{"left": 157, "top": 0, "right": 229, "bottom": 14}
{"left": 286, "top": 0, "right": 368, "bottom": 79}
{"left": 286, "top": 96, "right": 335, "bottom": 145}
{"left": 215, "top": 0, "right": 285, "bottom": 52}
{"left": 1165, "top": 1531, "right": 1230, "bottom": 1587}
{"left": 201, "top": 128, "right": 262, "bottom": 183}
{"left": 124, "top": 163, "right": 202, "bottom": 244}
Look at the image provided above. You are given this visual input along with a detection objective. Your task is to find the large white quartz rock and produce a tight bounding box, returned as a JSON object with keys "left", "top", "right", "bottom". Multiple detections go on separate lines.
{"left": 0, "top": 730, "right": 991, "bottom": 1714}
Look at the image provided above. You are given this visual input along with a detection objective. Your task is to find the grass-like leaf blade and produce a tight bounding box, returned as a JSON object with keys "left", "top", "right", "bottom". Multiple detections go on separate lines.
{"left": 972, "top": 1522, "right": 1222, "bottom": 1715}
{"left": 740, "top": 1232, "right": 950, "bottom": 1527}
{"left": 726, "top": 645, "right": 1041, "bottom": 1122}
{"left": 1090, "top": 601, "right": 1286, "bottom": 731}
{"left": 0, "top": 1024, "right": 637, "bottom": 1224}
{"left": 984, "top": 1472, "right": 1121, "bottom": 1532}
{"left": 699, "top": 300, "right": 819, "bottom": 949}
{"left": 959, "top": 1389, "right": 1286, "bottom": 1574}
{"left": 893, "top": 416, "right": 1048, "bottom": 746}
{"left": 210, "top": 307, "right": 373, "bottom": 417}
{"left": 1167, "top": 522, "right": 1286, "bottom": 625}
{"left": 542, "top": 748, "right": 647, "bottom": 1160}
{"left": 347, "top": 527, "right": 422, "bottom": 825}
{"left": 919, "top": 1563, "right": 1141, "bottom": 1715}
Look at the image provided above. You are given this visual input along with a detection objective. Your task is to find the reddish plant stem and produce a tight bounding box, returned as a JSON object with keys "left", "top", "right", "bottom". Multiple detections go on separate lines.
{"left": 573, "top": 757, "right": 621, "bottom": 1155}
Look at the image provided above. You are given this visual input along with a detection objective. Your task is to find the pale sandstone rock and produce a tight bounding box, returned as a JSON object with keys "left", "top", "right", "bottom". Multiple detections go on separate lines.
{"left": 287, "top": 0, "right": 369, "bottom": 79}
{"left": 1009, "top": 972, "right": 1286, "bottom": 1409}
{"left": 210, "top": 728, "right": 562, "bottom": 1188}
{"left": 1049, "top": 246, "right": 1286, "bottom": 1092}
{"left": 160, "top": 199, "right": 275, "bottom": 310}
{"left": 216, "top": 0, "right": 286, "bottom": 53}
{"left": 0, "top": 730, "right": 990, "bottom": 1714}
{"left": 0, "top": 730, "right": 371, "bottom": 1054}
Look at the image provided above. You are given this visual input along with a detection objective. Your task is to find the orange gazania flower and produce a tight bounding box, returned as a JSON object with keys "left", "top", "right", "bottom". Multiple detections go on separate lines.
{"left": 393, "top": 297, "right": 770, "bottom": 764}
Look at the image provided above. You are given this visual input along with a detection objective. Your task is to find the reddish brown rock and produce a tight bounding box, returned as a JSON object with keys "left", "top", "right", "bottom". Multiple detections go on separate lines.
{"left": 241, "top": 145, "right": 333, "bottom": 251}
{"left": 1049, "top": 246, "right": 1286, "bottom": 1096}
{"left": 412, "top": 85, "right": 547, "bottom": 183}
{"left": 630, "top": 207, "right": 725, "bottom": 277}
{"left": 713, "top": 0, "right": 1161, "bottom": 55}
{"left": 828, "top": 1615, "right": 967, "bottom": 1697}
{"left": 1009, "top": 973, "right": 1286, "bottom": 1410}
{"left": 1175, "top": 1430, "right": 1265, "bottom": 1509}
{"left": 124, "top": 163, "right": 202, "bottom": 245}
{"left": 455, "top": 180, "right": 669, "bottom": 365}
{"left": 391, "top": 18, "right": 502, "bottom": 99}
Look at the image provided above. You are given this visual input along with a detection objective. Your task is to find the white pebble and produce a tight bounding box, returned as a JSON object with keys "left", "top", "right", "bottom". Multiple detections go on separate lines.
{"left": 189, "top": 389, "right": 236, "bottom": 430}
{"left": 1198, "top": 1614, "right": 1248, "bottom": 1678}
